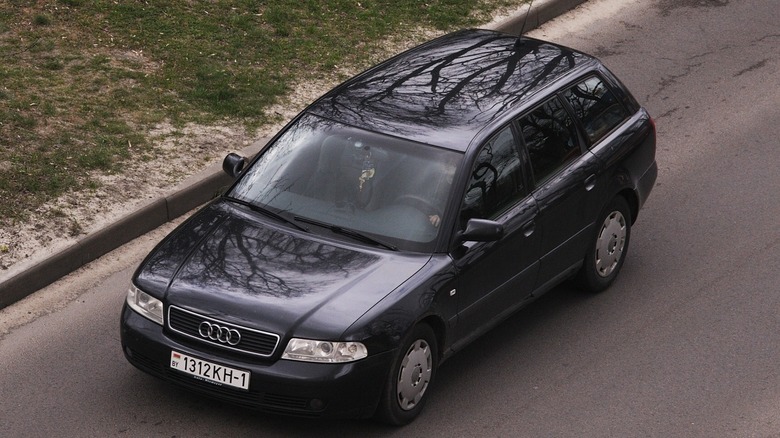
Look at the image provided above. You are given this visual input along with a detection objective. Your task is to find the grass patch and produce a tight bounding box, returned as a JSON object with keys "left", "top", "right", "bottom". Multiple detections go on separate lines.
{"left": 0, "top": 0, "right": 522, "bottom": 224}
{"left": 33, "top": 14, "right": 52, "bottom": 26}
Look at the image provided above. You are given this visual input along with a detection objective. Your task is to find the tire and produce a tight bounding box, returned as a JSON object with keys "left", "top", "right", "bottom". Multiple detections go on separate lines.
{"left": 375, "top": 324, "right": 438, "bottom": 426}
{"left": 578, "top": 197, "right": 631, "bottom": 293}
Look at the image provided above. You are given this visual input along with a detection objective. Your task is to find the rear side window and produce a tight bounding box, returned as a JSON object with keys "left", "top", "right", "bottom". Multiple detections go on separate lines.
{"left": 562, "top": 75, "right": 629, "bottom": 144}
{"left": 518, "top": 97, "right": 581, "bottom": 185}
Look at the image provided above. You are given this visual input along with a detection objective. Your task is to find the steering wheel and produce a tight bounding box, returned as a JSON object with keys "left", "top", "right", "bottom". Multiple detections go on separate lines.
{"left": 394, "top": 194, "right": 439, "bottom": 216}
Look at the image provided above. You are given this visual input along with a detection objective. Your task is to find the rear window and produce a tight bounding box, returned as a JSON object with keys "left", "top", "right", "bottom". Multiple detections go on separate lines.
{"left": 562, "top": 75, "right": 629, "bottom": 145}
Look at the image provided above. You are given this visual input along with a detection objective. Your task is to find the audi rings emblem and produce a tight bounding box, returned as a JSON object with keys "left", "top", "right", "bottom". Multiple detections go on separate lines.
{"left": 198, "top": 321, "right": 242, "bottom": 346}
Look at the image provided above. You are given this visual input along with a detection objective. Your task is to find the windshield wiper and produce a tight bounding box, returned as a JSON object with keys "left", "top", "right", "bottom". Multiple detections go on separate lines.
{"left": 224, "top": 197, "right": 309, "bottom": 233}
{"left": 293, "top": 216, "right": 398, "bottom": 251}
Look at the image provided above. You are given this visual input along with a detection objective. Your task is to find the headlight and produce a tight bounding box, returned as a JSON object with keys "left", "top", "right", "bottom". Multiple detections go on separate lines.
{"left": 282, "top": 338, "right": 368, "bottom": 363}
{"left": 126, "top": 285, "right": 164, "bottom": 325}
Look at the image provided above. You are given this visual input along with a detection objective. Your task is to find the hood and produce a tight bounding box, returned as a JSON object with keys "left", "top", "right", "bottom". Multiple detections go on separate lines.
{"left": 134, "top": 200, "right": 430, "bottom": 339}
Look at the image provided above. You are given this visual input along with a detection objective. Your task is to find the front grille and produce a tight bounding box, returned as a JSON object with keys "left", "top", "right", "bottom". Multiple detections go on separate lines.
{"left": 263, "top": 393, "right": 317, "bottom": 411}
{"left": 168, "top": 306, "right": 279, "bottom": 357}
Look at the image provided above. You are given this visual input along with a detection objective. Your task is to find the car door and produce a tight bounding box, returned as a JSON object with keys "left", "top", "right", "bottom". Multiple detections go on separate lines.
{"left": 517, "top": 94, "right": 603, "bottom": 291}
{"left": 451, "top": 125, "right": 541, "bottom": 348}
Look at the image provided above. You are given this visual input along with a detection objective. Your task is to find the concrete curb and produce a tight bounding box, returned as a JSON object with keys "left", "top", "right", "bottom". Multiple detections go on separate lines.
{"left": 493, "top": 0, "right": 589, "bottom": 35}
{"left": 0, "top": 0, "right": 588, "bottom": 310}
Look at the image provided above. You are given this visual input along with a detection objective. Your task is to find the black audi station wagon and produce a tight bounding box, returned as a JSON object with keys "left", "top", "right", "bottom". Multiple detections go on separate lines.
{"left": 121, "top": 29, "right": 657, "bottom": 425}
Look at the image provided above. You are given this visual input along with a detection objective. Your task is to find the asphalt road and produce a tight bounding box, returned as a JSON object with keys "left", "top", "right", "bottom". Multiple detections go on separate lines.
{"left": 2, "top": 0, "right": 780, "bottom": 436}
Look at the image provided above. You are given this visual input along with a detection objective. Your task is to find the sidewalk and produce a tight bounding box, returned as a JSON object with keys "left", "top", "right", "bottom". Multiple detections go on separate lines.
{"left": 0, "top": 0, "right": 588, "bottom": 309}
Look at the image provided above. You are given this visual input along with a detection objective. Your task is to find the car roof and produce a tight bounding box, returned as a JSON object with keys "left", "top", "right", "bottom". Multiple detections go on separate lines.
{"left": 307, "top": 28, "right": 599, "bottom": 152}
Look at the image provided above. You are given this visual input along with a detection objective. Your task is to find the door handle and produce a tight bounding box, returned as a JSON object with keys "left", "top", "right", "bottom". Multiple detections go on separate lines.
{"left": 584, "top": 174, "right": 597, "bottom": 191}
{"left": 522, "top": 220, "right": 536, "bottom": 237}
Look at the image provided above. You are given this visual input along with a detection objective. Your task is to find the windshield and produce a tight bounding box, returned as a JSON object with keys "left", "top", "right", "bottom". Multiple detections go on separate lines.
{"left": 229, "top": 114, "right": 462, "bottom": 252}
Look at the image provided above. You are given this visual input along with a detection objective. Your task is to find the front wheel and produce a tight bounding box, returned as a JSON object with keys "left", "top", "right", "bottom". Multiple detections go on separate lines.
{"left": 375, "top": 324, "right": 438, "bottom": 426}
{"left": 578, "top": 197, "right": 631, "bottom": 292}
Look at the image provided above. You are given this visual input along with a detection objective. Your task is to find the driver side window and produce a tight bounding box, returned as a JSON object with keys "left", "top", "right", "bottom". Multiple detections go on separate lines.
{"left": 461, "top": 126, "right": 525, "bottom": 223}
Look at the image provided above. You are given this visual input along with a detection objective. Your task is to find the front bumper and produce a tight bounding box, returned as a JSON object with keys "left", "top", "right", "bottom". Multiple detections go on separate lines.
{"left": 120, "top": 304, "right": 393, "bottom": 419}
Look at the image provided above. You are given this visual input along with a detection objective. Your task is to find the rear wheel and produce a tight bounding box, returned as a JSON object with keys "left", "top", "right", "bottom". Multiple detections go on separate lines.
{"left": 578, "top": 197, "right": 631, "bottom": 292}
{"left": 375, "top": 324, "right": 438, "bottom": 426}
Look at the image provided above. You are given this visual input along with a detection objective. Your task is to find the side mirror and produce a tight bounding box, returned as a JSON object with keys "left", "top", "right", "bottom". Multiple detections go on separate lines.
{"left": 456, "top": 218, "right": 504, "bottom": 243}
{"left": 222, "top": 153, "right": 246, "bottom": 178}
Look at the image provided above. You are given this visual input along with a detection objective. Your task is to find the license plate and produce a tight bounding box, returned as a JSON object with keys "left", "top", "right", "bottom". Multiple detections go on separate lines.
{"left": 170, "top": 351, "right": 250, "bottom": 390}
